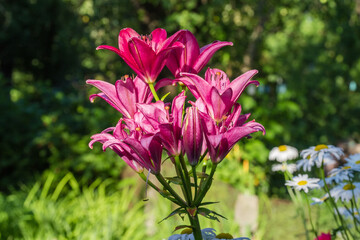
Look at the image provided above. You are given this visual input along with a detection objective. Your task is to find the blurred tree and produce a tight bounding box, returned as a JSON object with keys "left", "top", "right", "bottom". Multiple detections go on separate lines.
{"left": 0, "top": 0, "right": 359, "bottom": 192}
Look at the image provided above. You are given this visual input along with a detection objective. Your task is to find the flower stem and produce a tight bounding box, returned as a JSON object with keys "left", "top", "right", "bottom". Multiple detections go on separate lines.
{"left": 155, "top": 173, "right": 188, "bottom": 207}
{"left": 148, "top": 82, "right": 160, "bottom": 101}
{"left": 188, "top": 212, "right": 202, "bottom": 240}
{"left": 320, "top": 165, "right": 351, "bottom": 240}
{"left": 192, "top": 165, "right": 198, "bottom": 201}
{"left": 174, "top": 155, "right": 192, "bottom": 204}
{"left": 303, "top": 192, "right": 318, "bottom": 239}
{"left": 195, "top": 163, "right": 217, "bottom": 205}
{"left": 179, "top": 154, "right": 193, "bottom": 201}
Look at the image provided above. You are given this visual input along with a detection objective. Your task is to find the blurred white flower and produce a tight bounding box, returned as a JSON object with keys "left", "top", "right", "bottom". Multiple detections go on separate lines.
{"left": 285, "top": 174, "right": 320, "bottom": 193}
{"left": 311, "top": 193, "right": 329, "bottom": 205}
{"left": 325, "top": 165, "right": 359, "bottom": 184}
{"left": 272, "top": 163, "right": 297, "bottom": 174}
{"left": 298, "top": 144, "right": 344, "bottom": 171}
{"left": 269, "top": 145, "right": 298, "bottom": 162}
{"left": 338, "top": 207, "right": 360, "bottom": 221}
{"left": 345, "top": 153, "right": 360, "bottom": 167}
{"left": 330, "top": 182, "right": 360, "bottom": 202}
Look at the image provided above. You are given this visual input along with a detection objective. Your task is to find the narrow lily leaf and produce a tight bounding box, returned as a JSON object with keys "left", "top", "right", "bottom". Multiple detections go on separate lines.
{"left": 161, "top": 92, "right": 171, "bottom": 101}
{"left": 159, "top": 207, "right": 186, "bottom": 223}
{"left": 198, "top": 207, "right": 228, "bottom": 222}
{"left": 199, "top": 201, "right": 220, "bottom": 206}
{"left": 173, "top": 225, "right": 193, "bottom": 232}
{"left": 165, "top": 176, "right": 183, "bottom": 185}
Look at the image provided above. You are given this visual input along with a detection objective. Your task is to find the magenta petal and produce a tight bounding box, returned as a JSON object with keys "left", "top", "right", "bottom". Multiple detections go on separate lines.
{"left": 150, "top": 28, "right": 167, "bottom": 51}
{"left": 96, "top": 45, "right": 121, "bottom": 55}
{"left": 118, "top": 28, "right": 139, "bottom": 55}
{"left": 178, "top": 73, "right": 213, "bottom": 100}
{"left": 171, "top": 92, "right": 186, "bottom": 133}
{"left": 133, "top": 76, "right": 153, "bottom": 103}
{"left": 87, "top": 80, "right": 123, "bottom": 113}
{"left": 128, "top": 37, "right": 156, "bottom": 82}
{"left": 140, "top": 135, "right": 162, "bottom": 173}
{"left": 155, "top": 78, "right": 177, "bottom": 91}
{"left": 209, "top": 87, "right": 232, "bottom": 121}
{"left": 122, "top": 138, "right": 152, "bottom": 170}
{"left": 115, "top": 79, "right": 136, "bottom": 118}
{"left": 193, "top": 41, "right": 233, "bottom": 73}
{"left": 182, "top": 107, "right": 203, "bottom": 166}
{"left": 228, "top": 70, "right": 258, "bottom": 102}
{"left": 158, "top": 124, "right": 179, "bottom": 156}
{"left": 150, "top": 41, "right": 184, "bottom": 81}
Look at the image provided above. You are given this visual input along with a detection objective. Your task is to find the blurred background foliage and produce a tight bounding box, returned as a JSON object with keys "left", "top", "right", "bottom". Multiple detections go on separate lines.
{"left": 1, "top": 0, "right": 360, "bottom": 238}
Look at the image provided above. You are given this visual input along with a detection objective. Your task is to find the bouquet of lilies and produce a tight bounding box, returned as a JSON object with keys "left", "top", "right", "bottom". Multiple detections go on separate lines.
{"left": 87, "top": 28, "right": 265, "bottom": 240}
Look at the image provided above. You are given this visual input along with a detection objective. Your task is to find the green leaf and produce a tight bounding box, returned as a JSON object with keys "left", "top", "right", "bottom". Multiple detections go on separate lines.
{"left": 198, "top": 207, "right": 227, "bottom": 222}
{"left": 173, "top": 225, "right": 193, "bottom": 233}
{"left": 158, "top": 207, "right": 187, "bottom": 223}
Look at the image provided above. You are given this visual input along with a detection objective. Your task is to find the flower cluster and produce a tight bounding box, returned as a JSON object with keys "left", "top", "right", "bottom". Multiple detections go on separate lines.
{"left": 269, "top": 144, "right": 360, "bottom": 239}
{"left": 88, "top": 28, "right": 265, "bottom": 240}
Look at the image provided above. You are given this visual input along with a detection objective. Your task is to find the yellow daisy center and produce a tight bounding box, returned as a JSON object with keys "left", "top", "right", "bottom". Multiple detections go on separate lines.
{"left": 216, "top": 233, "right": 234, "bottom": 239}
{"left": 355, "top": 160, "right": 360, "bottom": 164}
{"left": 315, "top": 144, "right": 328, "bottom": 151}
{"left": 342, "top": 166, "right": 351, "bottom": 170}
{"left": 355, "top": 212, "right": 359, "bottom": 215}
{"left": 278, "top": 145, "right": 287, "bottom": 151}
{"left": 298, "top": 180, "right": 308, "bottom": 186}
{"left": 343, "top": 183, "right": 356, "bottom": 191}
{"left": 181, "top": 228, "right": 193, "bottom": 234}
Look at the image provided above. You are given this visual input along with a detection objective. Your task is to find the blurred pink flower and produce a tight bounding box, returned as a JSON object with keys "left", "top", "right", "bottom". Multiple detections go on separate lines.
{"left": 315, "top": 232, "right": 331, "bottom": 240}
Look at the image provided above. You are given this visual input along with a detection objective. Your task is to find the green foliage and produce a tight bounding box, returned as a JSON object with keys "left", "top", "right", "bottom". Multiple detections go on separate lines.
{"left": 1, "top": 0, "right": 360, "bottom": 198}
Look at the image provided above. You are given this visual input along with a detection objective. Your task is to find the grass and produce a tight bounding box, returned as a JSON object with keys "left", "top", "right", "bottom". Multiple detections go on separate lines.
{"left": 0, "top": 172, "right": 336, "bottom": 240}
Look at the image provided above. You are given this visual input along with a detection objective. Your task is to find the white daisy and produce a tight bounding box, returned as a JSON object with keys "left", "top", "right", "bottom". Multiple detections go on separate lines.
{"left": 285, "top": 174, "right": 320, "bottom": 193}
{"left": 269, "top": 145, "right": 299, "bottom": 162}
{"left": 298, "top": 144, "right": 344, "bottom": 171}
{"left": 330, "top": 182, "right": 360, "bottom": 202}
{"left": 272, "top": 163, "right": 297, "bottom": 174}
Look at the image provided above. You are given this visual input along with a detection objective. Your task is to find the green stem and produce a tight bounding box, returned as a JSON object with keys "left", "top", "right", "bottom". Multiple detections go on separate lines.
{"left": 188, "top": 212, "right": 202, "bottom": 240}
{"left": 179, "top": 154, "right": 193, "bottom": 202}
{"left": 155, "top": 173, "right": 188, "bottom": 207}
{"left": 192, "top": 165, "right": 198, "bottom": 201}
{"left": 320, "top": 165, "right": 350, "bottom": 240}
{"left": 174, "top": 156, "right": 191, "bottom": 204}
{"left": 304, "top": 192, "right": 318, "bottom": 239}
{"left": 195, "top": 163, "right": 217, "bottom": 206}
{"left": 148, "top": 82, "right": 160, "bottom": 101}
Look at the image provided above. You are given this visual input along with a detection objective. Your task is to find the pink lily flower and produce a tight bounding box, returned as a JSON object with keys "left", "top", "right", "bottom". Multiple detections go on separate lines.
{"left": 178, "top": 68, "right": 259, "bottom": 123}
{"left": 137, "top": 92, "right": 186, "bottom": 157}
{"left": 166, "top": 30, "right": 233, "bottom": 78}
{"left": 97, "top": 28, "right": 184, "bottom": 83}
{"left": 89, "top": 121, "right": 163, "bottom": 174}
{"left": 182, "top": 106, "right": 205, "bottom": 166}
{"left": 89, "top": 122, "right": 143, "bottom": 173}
{"left": 199, "top": 103, "right": 265, "bottom": 163}
{"left": 86, "top": 75, "right": 152, "bottom": 119}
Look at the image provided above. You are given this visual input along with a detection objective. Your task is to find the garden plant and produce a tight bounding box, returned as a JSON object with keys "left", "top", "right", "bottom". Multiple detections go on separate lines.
{"left": 88, "top": 27, "right": 265, "bottom": 240}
